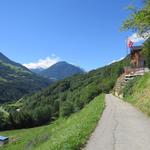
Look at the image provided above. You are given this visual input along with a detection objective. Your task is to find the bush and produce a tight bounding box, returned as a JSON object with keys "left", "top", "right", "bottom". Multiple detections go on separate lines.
{"left": 123, "top": 77, "right": 140, "bottom": 98}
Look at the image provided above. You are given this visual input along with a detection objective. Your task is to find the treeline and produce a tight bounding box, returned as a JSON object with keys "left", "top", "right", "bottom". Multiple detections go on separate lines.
{"left": 0, "top": 56, "right": 130, "bottom": 130}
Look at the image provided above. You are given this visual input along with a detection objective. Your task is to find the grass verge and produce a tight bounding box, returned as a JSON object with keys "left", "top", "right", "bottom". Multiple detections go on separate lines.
{"left": 123, "top": 72, "right": 150, "bottom": 116}
{"left": 0, "top": 94, "right": 105, "bottom": 150}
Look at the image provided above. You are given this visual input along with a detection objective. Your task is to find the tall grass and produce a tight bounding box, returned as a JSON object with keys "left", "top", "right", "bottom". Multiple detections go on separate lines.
{"left": 123, "top": 72, "right": 150, "bottom": 116}
{"left": 0, "top": 94, "right": 105, "bottom": 150}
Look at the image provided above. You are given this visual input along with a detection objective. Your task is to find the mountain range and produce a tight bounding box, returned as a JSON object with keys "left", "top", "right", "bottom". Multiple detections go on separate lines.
{"left": 0, "top": 52, "right": 52, "bottom": 103}
{"left": 37, "top": 61, "right": 85, "bottom": 80}
{"left": 0, "top": 52, "right": 85, "bottom": 103}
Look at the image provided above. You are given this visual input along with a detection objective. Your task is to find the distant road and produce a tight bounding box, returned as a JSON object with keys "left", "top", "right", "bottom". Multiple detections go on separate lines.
{"left": 84, "top": 94, "right": 150, "bottom": 150}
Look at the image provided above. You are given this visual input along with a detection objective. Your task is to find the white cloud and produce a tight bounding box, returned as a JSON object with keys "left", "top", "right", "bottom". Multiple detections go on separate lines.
{"left": 23, "top": 55, "right": 60, "bottom": 69}
{"left": 108, "top": 57, "right": 125, "bottom": 65}
{"left": 129, "top": 33, "right": 145, "bottom": 43}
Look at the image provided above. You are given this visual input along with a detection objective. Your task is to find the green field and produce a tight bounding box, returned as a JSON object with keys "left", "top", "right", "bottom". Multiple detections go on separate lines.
{"left": 123, "top": 72, "right": 150, "bottom": 116}
{"left": 0, "top": 94, "right": 105, "bottom": 150}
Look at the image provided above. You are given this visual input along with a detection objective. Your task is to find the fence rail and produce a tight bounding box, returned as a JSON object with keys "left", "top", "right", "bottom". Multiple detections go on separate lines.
{"left": 124, "top": 67, "right": 145, "bottom": 75}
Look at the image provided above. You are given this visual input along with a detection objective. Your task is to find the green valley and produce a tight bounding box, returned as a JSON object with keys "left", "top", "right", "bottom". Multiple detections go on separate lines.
{"left": 0, "top": 94, "right": 105, "bottom": 150}
{"left": 0, "top": 0, "right": 150, "bottom": 149}
{"left": 0, "top": 56, "right": 130, "bottom": 131}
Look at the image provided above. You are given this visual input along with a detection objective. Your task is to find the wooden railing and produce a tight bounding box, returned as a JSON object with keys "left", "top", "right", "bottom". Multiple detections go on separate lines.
{"left": 124, "top": 67, "right": 145, "bottom": 75}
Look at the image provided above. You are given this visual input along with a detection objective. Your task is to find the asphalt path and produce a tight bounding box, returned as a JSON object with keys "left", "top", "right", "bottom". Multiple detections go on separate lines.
{"left": 84, "top": 94, "right": 150, "bottom": 150}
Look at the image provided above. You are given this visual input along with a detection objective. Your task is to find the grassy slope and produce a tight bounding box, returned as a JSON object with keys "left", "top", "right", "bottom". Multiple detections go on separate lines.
{"left": 0, "top": 94, "right": 105, "bottom": 150}
{"left": 123, "top": 72, "right": 150, "bottom": 116}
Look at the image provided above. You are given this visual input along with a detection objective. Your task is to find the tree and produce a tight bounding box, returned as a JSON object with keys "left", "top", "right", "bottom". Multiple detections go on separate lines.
{"left": 121, "top": 0, "right": 150, "bottom": 67}
{"left": 143, "top": 38, "right": 150, "bottom": 68}
{"left": 0, "top": 112, "right": 5, "bottom": 130}
{"left": 60, "top": 101, "right": 74, "bottom": 117}
{"left": 121, "top": 0, "right": 150, "bottom": 36}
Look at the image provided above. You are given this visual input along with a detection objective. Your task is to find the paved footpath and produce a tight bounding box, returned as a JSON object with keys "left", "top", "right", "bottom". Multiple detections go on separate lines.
{"left": 84, "top": 94, "right": 150, "bottom": 150}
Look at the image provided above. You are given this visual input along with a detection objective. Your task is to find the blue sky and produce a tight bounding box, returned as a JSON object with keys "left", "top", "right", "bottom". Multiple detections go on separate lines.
{"left": 0, "top": 0, "right": 144, "bottom": 71}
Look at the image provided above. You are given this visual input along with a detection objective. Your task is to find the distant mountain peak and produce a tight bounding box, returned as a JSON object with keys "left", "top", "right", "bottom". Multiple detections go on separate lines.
{"left": 39, "top": 61, "right": 85, "bottom": 80}
{"left": 57, "top": 61, "right": 67, "bottom": 63}
{"left": 31, "top": 68, "right": 45, "bottom": 74}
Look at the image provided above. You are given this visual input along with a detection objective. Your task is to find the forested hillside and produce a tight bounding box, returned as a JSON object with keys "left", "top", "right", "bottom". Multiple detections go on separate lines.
{"left": 0, "top": 56, "right": 130, "bottom": 130}
{"left": 0, "top": 52, "right": 52, "bottom": 103}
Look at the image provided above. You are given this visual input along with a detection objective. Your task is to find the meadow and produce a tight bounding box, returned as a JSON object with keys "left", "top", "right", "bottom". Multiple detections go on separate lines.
{"left": 0, "top": 94, "right": 105, "bottom": 150}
